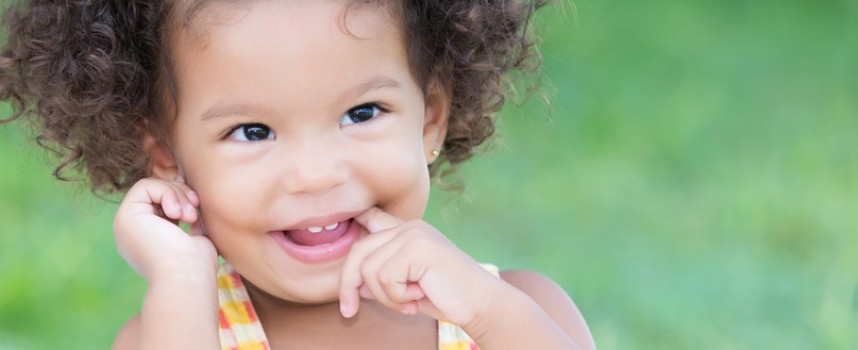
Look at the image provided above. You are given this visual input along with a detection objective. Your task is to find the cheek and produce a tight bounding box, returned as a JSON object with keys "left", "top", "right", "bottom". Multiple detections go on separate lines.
{"left": 182, "top": 158, "right": 273, "bottom": 238}
{"left": 363, "top": 141, "right": 431, "bottom": 220}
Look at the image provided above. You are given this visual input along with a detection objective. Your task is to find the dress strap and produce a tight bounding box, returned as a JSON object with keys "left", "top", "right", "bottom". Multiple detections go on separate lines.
{"left": 217, "top": 262, "right": 270, "bottom": 350}
{"left": 217, "top": 262, "right": 500, "bottom": 350}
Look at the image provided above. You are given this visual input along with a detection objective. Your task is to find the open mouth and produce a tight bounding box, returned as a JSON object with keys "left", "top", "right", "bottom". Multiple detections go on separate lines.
{"left": 271, "top": 218, "right": 361, "bottom": 263}
{"left": 285, "top": 219, "right": 350, "bottom": 246}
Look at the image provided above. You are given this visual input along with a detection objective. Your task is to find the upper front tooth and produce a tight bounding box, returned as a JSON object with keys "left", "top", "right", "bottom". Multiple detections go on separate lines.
{"left": 307, "top": 226, "right": 323, "bottom": 233}
{"left": 325, "top": 222, "right": 339, "bottom": 231}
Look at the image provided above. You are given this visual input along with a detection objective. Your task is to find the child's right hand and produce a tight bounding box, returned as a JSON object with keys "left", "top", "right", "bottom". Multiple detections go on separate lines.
{"left": 113, "top": 178, "right": 218, "bottom": 280}
{"left": 112, "top": 178, "right": 221, "bottom": 349}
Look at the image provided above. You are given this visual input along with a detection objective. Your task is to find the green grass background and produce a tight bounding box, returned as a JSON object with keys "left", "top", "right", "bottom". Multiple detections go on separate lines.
{"left": 1, "top": 0, "right": 856, "bottom": 348}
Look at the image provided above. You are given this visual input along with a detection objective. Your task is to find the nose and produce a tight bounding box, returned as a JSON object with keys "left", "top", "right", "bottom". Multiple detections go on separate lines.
{"left": 279, "top": 140, "right": 348, "bottom": 195}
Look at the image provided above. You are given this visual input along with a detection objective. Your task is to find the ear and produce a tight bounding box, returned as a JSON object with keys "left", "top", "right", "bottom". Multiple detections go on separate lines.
{"left": 143, "top": 128, "right": 181, "bottom": 182}
{"left": 422, "top": 78, "right": 451, "bottom": 165}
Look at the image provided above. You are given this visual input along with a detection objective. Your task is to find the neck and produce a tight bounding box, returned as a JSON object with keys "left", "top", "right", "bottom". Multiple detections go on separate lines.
{"left": 244, "top": 278, "right": 411, "bottom": 332}
{"left": 242, "top": 278, "right": 438, "bottom": 349}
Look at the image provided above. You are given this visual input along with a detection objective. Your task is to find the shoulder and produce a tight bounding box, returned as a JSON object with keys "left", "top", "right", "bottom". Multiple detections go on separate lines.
{"left": 112, "top": 313, "right": 141, "bottom": 350}
{"left": 500, "top": 269, "right": 596, "bottom": 350}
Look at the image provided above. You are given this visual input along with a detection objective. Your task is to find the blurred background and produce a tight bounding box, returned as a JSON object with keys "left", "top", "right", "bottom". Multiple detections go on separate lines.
{"left": 1, "top": 0, "right": 856, "bottom": 348}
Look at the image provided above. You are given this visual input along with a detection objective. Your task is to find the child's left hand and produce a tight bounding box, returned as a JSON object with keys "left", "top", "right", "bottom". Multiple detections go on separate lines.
{"left": 338, "top": 207, "right": 507, "bottom": 327}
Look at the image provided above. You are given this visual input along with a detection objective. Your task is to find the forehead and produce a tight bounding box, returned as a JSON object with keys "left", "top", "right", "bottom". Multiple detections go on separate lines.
{"left": 170, "top": 0, "right": 405, "bottom": 75}
{"left": 167, "top": 0, "right": 414, "bottom": 120}
{"left": 175, "top": 0, "right": 399, "bottom": 42}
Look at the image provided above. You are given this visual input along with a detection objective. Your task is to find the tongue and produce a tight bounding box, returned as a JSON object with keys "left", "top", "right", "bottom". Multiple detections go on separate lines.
{"left": 286, "top": 220, "right": 350, "bottom": 246}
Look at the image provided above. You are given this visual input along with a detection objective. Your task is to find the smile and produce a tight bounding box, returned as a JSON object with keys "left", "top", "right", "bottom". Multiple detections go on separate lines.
{"left": 270, "top": 218, "right": 361, "bottom": 264}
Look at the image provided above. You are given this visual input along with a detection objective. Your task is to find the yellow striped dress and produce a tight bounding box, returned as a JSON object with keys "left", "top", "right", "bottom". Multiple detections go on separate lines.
{"left": 217, "top": 262, "right": 498, "bottom": 350}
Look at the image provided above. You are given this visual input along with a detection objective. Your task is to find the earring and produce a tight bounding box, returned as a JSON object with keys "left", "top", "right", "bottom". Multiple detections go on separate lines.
{"left": 431, "top": 149, "right": 441, "bottom": 157}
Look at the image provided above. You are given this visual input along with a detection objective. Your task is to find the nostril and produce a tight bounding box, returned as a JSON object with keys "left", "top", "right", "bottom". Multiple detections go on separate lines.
{"left": 281, "top": 165, "right": 348, "bottom": 195}
{"left": 279, "top": 142, "right": 348, "bottom": 194}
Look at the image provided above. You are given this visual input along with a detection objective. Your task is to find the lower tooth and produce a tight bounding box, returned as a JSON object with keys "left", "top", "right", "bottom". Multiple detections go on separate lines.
{"left": 325, "top": 223, "right": 339, "bottom": 231}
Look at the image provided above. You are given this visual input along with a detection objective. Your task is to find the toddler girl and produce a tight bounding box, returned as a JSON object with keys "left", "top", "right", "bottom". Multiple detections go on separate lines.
{"left": 1, "top": 0, "right": 595, "bottom": 349}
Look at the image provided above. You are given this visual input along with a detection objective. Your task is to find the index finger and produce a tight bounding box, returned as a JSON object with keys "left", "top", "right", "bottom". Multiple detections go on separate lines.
{"left": 354, "top": 207, "right": 404, "bottom": 233}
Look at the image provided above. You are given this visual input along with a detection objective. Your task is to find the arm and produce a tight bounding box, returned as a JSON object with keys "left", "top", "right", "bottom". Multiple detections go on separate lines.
{"left": 113, "top": 268, "right": 219, "bottom": 350}
{"left": 338, "top": 207, "right": 594, "bottom": 349}
{"left": 112, "top": 178, "right": 220, "bottom": 349}
{"left": 464, "top": 270, "right": 595, "bottom": 349}
{"left": 113, "top": 314, "right": 141, "bottom": 349}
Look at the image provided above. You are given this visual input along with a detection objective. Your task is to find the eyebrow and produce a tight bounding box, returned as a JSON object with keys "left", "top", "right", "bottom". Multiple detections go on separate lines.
{"left": 338, "top": 76, "right": 402, "bottom": 104}
{"left": 200, "top": 103, "right": 271, "bottom": 121}
{"left": 199, "top": 76, "right": 402, "bottom": 121}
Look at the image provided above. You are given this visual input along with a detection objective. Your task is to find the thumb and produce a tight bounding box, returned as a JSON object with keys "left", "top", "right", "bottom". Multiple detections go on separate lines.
{"left": 354, "top": 207, "right": 404, "bottom": 233}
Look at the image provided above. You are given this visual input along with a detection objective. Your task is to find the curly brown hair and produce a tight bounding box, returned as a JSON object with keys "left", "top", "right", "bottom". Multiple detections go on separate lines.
{"left": 0, "top": 0, "right": 545, "bottom": 194}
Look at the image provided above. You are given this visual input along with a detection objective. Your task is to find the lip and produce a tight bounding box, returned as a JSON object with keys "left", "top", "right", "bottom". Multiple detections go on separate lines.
{"left": 270, "top": 217, "right": 362, "bottom": 264}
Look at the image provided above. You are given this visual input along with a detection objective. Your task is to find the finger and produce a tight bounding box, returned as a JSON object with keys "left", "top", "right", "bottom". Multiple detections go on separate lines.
{"left": 339, "top": 281, "right": 360, "bottom": 318}
{"left": 338, "top": 230, "right": 398, "bottom": 318}
{"left": 402, "top": 283, "right": 426, "bottom": 301}
{"left": 359, "top": 283, "right": 424, "bottom": 303}
{"left": 123, "top": 179, "right": 170, "bottom": 216}
{"left": 145, "top": 184, "right": 183, "bottom": 220}
{"left": 356, "top": 286, "right": 418, "bottom": 315}
{"left": 357, "top": 234, "right": 429, "bottom": 314}
{"left": 361, "top": 273, "right": 422, "bottom": 315}
{"left": 164, "top": 182, "right": 198, "bottom": 224}
{"left": 176, "top": 196, "right": 198, "bottom": 225}
{"left": 186, "top": 189, "right": 200, "bottom": 207}
{"left": 379, "top": 276, "right": 426, "bottom": 304}
{"left": 358, "top": 284, "right": 373, "bottom": 299}
{"left": 377, "top": 248, "right": 427, "bottom": 304}
{"left": 189, "top": 220, "right": 205, "bottom": 237}
{"left": 399, "top": 300, "right": 419, "bottom": 315}
{"left": 171, "top": 181, "right": 200, "bottom": 207}
{"left": 354, "top": 207, "right": 404, "bottom": 234}
{"left": 358, "top": 242, "right": 403, "bottom": 310}
{"left": 415, "top": 298, "right": 443, "bottom": 320}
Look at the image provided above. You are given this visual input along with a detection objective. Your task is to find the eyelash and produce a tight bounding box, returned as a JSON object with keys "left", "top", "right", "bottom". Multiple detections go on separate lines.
{"left": 222, "top": 103, "right": 388, "bottom": 141}
{"left": 224, "top": 123, "right": 275, "bottom": 142}
{"left": 340, "top": 103, "right": 388, "bottom": 126}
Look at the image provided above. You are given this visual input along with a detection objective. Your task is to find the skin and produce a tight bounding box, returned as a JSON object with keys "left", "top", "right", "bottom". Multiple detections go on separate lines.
{"left": 112, "top": 1, "right": 595, "bottom": 349}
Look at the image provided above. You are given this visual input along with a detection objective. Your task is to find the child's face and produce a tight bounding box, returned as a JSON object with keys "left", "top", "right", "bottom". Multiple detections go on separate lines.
{"left": 160, "top": 1, "right": 447, "bottom": 303}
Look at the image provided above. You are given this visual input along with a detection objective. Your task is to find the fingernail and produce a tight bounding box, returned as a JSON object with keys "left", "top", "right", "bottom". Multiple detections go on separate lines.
{"left": 400, "top": 304, "right": 416, "bottom": 315}
{"left": 340, "top": 302, "right": 350, "bottom": 318}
